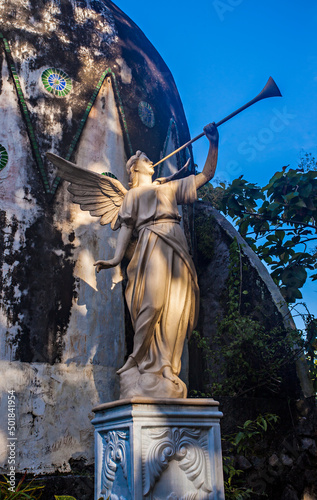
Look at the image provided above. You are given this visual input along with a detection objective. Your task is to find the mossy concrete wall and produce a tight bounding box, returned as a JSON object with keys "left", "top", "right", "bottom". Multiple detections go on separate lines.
{"left": 0, "top": 0, "right": 193, "bottom": 474}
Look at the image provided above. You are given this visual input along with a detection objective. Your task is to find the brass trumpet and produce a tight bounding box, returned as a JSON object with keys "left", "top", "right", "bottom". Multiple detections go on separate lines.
{"left": 153, "top": 76, "right": 282, "bottom": 168}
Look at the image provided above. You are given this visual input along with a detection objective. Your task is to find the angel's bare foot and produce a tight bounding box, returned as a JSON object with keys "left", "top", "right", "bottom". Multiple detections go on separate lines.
{"left": 116, "top": 356, "right": 137, "bottom": 374}
{"left": 162, "top": 366, "right": 179, "bottom": 384}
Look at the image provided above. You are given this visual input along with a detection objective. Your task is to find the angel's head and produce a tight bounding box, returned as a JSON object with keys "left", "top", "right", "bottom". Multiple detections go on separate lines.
{"left": 126, "top": 151, "right": 154, "bottom": 188}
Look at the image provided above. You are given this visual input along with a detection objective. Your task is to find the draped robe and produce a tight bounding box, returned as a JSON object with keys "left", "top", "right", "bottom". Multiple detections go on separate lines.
{"left": 116, "top": 175, "right": 199, "bottom": 377}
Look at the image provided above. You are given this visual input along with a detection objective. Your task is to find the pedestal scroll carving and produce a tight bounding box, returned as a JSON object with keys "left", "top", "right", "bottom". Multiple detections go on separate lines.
{"left": 142, "top": 427, "right": 213, "bottom": 498}
{"left": 101, "top": 429, "right": 131, "bottom": 499}
{"left": 92, "top": 399, "right": 224, "bottom": 500}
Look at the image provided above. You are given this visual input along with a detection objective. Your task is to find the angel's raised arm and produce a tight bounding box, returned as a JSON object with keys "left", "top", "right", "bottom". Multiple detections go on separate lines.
{"left": 46, "top": 152, "right": 127, "bottom": 230}
{"left": 195, "top": 123, "right": 219, "bottom": 190}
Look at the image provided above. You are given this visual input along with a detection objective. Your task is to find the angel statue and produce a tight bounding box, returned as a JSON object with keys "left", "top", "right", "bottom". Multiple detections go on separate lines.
{"left": 47, "top": 123, "right": 219, "bottom": 399}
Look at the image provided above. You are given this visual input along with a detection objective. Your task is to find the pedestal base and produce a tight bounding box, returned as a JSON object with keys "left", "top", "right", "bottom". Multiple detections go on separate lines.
{"left": 92, "top": 398, "right": 225, "bottom": 500}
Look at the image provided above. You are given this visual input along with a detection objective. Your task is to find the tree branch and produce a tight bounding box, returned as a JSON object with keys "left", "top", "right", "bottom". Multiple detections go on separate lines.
{"left": 242, "top": 211, "right": 316, "bottom": 231}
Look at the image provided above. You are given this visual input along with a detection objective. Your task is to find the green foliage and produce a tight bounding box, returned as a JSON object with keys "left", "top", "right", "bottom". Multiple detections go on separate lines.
{"left": 304, "top": 312, "right": 317, "bottom": 393}
{"left": 198, "top": 158, "right": 317, "bottom": 304}
{"left": 0, "top": 477, "right": 104, "bottom": 500}
{"left": 223, "top": 414, "right": 279, "bottom": 499}
{"left": 0, "top": 475, "right": 44, "bottom": 499}
{"left": 191, "top": 239, "right": 304, "bottom": 398}
{"left": 54, "top": 497, "right": 101, "bottom": 500}
{"left": 228, "top": 414, "right": 279, "bottom": 455}
{"left": 195, "top": 213, "right": 215, "bottom": 264}
{"left": 199, "top": 177, "right": 264, "bottom": 218}
{"left": 54, "top": 497, "right": 77, "bottom": 500}
{"left": 197, "top": 156, "right": 317, "bottom": 393}
{"left": 223, "top": 459, "right": 254, "bottom": 500}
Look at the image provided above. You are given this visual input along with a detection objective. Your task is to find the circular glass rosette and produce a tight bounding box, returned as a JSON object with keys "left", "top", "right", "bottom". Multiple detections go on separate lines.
{"left": 0, "top": 144, "right": 8, "bottom": 171}
{"left": 138, "top": 101, "right": 155, "bottom": 128}
{"left": 41, "top": 68, "right": 72, "bottom": 97}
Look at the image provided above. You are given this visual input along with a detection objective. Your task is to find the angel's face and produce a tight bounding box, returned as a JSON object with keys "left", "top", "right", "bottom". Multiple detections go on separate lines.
{"left": 135, "top": 153, "right": 154, "bottom": 177}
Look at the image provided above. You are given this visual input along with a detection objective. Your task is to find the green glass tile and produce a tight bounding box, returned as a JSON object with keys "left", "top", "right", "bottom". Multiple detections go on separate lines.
{"left": 0, "top": 144, "right": 9, "bottom": 170}
{"left": 41, "top": 67, "right": 72, "bottom": 97}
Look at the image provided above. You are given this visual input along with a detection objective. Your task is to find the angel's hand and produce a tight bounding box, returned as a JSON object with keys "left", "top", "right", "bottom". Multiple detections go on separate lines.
{"left": 153, "top": 159, "right": 191, "bottom": 185}
{"left": 204, "top": 122, "right": 219, "bottom": 147}
{"left": 94, "top": 259, "right": 119, "bottom": 273}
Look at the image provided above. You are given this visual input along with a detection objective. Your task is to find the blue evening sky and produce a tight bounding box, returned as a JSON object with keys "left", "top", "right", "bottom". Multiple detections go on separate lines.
{"left": 114, "top": 0, "right": 317, "bottom": 321}
{"left": 115, "top": 0, "right": 317, "bottom": 183}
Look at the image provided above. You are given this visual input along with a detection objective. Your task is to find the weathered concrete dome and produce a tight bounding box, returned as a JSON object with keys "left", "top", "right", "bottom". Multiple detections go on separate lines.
{"left": 0, "top": 0, "right": 312, "bottom": 485}
{"left": 0, "top": 0, "right": 193, "bottom": 474}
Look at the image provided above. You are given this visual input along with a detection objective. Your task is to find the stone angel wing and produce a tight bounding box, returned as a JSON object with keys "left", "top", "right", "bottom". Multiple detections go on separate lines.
{"left": 47, "top": 153, "right": 127, "bottom": 230}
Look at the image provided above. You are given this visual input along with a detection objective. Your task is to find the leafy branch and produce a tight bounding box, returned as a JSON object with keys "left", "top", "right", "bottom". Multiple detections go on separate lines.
{"left": 199, "top": 156, "right": 317, "bottom": 304}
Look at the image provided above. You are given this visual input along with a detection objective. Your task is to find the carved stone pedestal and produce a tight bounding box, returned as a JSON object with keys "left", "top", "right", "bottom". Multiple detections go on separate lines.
{"left": 92, "top": 398, "right": 225, "bottom": 500}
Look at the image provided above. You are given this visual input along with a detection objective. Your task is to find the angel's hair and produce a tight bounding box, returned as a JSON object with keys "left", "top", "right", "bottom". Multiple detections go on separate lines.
{"left": 126, "top": 150, "right": 144, "bottom": 189}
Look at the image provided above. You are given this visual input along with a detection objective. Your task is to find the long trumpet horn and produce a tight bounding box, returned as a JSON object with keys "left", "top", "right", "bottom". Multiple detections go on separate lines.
{"left": 153, "top": 77, "right": 282, "bottom": 168}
